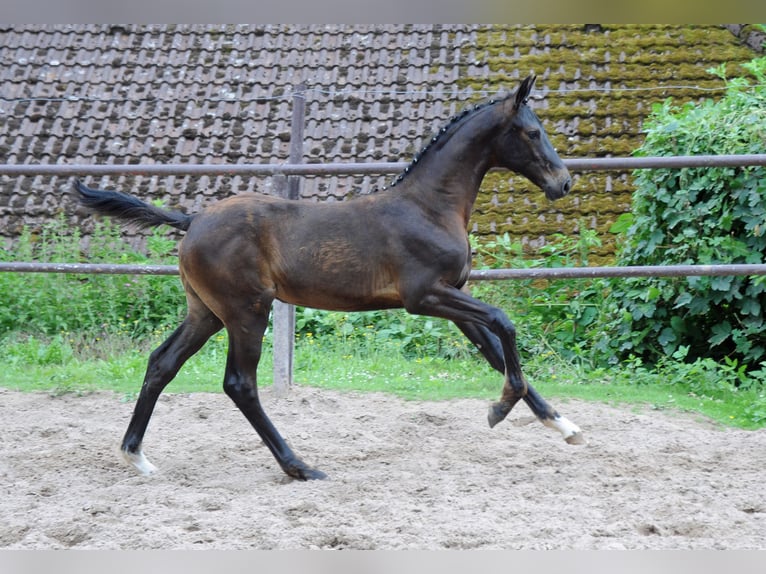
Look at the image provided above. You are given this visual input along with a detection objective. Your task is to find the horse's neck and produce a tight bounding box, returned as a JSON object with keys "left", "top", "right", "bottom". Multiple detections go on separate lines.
{"left": 401, "top": 109, "right": 500, "bottom": 225}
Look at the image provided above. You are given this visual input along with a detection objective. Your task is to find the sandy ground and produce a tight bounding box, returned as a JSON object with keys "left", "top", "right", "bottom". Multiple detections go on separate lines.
{"left": 0, "top": 385, "right": 764, "bottom": 549}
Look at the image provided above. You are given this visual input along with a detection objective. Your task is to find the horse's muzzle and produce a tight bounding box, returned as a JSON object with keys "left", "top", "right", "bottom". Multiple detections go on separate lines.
{"left": 545, "top": 175, "right": 572, "bottom": 201}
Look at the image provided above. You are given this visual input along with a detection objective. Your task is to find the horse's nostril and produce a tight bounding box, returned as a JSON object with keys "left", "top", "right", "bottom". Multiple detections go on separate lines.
{"left": 562, "top": 178, "right": 572, "bottom": 195}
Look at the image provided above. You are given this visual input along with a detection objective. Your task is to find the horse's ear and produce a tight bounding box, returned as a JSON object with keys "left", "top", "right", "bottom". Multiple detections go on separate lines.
{"left": 514, "top": 74, "right": 536, "bottom": 109}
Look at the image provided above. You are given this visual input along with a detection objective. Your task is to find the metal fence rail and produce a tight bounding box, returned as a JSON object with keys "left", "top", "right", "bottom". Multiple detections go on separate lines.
{"left": 3, "top": 261, "right": 766, "bottom": 280}
{"left": 469, "top": 264, "right": 766, "bottom": 280}
{"left": 2, "top": 154, "right": 766, "bottom": 177}
{"left": 0, "top": 262, "right": 179, "bottom": 275}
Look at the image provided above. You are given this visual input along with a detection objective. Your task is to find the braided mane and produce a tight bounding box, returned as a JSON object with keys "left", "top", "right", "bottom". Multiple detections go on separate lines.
{"left": 388, "top": 91, "right": 515, "bottom": 188}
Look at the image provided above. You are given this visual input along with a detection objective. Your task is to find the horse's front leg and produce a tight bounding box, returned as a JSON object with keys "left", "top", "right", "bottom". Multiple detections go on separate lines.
{"left": 407, "top": 284, "right": 585, "bottom": 445}
{"left": 455, "top": 320, "right": 585, "bottom": 444}
{"left": 453, "top": 320, "right": 523, "bottom": 425}
{"left": 223, "top": 310, "right": 326, "bottom": 481}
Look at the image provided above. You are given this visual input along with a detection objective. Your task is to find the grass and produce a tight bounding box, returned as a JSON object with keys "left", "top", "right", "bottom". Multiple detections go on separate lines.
{"left": 1, "top": 329, "right": 764, "bottom": 431}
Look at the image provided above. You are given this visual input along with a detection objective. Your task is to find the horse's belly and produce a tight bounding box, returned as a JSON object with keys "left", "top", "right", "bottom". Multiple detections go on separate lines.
{"left": 277, "top": 277, "right": 403, "bottom": 312}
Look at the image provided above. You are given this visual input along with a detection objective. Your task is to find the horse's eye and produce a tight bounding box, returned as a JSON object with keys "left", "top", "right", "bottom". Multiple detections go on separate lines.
{"left": 527, "top": 130, "right": 540, "bottom": 140}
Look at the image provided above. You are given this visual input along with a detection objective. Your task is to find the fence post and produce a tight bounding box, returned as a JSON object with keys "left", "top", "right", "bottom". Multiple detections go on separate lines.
{"left": 272, "top": 84, "right": 306, "bottom": 398}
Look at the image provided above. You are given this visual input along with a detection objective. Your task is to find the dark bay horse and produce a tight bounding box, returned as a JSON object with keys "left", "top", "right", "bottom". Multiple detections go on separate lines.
{"left": 75, "top": 75, "right": 583, "bottom": 481}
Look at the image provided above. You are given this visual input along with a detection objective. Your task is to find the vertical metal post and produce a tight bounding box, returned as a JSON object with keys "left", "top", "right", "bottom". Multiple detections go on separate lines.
{"left": 272, "top": 84, "right": 305, "bottom": 398}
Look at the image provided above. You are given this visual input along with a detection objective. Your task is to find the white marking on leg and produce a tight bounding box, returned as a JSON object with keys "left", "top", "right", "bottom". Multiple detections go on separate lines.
{"left": 122, "top": 449, "right": 158, "bottom": 475}
{"left": 543, "top": 416, "right": 585, "bottom": 444}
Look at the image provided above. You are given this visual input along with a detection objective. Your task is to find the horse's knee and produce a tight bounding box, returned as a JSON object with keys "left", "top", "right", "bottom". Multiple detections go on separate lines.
{"left": 144, "top": 358, "right": 168, "bottom": 385}
{"left": 489, "top": 309, "right": 516, "bottom": 341}
{"left": 223, "top": 377, "right": 246, "bottom": 400}
{"left": 401, "top": 290, "right": 436, "bottom": 316}
{"left": 223, "top": 374, "right": 258, "bottom": 403}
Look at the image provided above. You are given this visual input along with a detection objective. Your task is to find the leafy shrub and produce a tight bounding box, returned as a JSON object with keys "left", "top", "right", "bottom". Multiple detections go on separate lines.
{"left": 0, "top": 333, "right": 74, "bottom": 366}
{"left": 0, "top": 216, "right": 185, "bottom": 337}
{"left": 295, "top": 307, "right": 472, "bottom": 360}
{"left": 605, "top": 57, "right": 766, "bottom": 367}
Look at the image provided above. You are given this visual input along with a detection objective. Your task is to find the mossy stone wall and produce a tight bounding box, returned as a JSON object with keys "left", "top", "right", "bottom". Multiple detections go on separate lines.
{"left": 456, "top": 25, "right": 757, "bottom": 263}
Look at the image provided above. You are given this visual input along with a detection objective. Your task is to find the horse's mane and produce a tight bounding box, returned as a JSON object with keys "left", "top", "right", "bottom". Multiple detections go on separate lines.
{"left": 388, "top": 90, "right": 514, "bottom": 189}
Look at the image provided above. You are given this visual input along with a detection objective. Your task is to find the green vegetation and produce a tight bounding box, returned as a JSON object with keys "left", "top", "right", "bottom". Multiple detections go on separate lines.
{"left": 0, "top": 215, "right": 185, "bottom": 337}
{"left": 605, "top": 56, "right": 766, "bottom": 367}
{"left": 1, "top": 321, "right": 764, "bottom": 429}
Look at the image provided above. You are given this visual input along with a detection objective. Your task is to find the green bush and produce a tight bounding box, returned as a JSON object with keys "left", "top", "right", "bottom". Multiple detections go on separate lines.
{"left": 295, "top": 306, "right": 472, "bottom": 360}
{"left": 605, "top": 57, "right": 766, "bottom": 367}
{"left": 0, "top": 216, "right": 185, "bottom": 337}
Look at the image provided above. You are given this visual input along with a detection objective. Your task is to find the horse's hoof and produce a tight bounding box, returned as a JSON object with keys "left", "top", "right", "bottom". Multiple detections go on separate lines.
{"left": 122, "top": 448, "right": 158, "bottom": 475}
{"left": 285, "top": 461, "right": 327, "bottom": 481}
{"left": 291, "top": 467, "right": 327, "bottom": 481}
{"left": 303, "top": 468, "right": 328, "bottom": 480}
{"left": 565, "top": 431, "right": 586, "bottom": 446}
{"left": 487, "top": 402, "right": 509, "bottom": 428}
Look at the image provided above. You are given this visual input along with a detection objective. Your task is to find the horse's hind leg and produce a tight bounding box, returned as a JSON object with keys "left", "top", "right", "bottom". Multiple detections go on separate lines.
{"left": 121, "top": 305, "right": 222, "bottom": 474}
{"left": 223, "top": 308, "right": 326, "bottom": 481}
{"left": 454, "top": 319, "right": 585, "bottom": 445}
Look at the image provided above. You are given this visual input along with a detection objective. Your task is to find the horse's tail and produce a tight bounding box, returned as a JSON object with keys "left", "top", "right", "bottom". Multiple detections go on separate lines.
{"left": 74, "top": 179, "right": 194, "bottom": 232}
